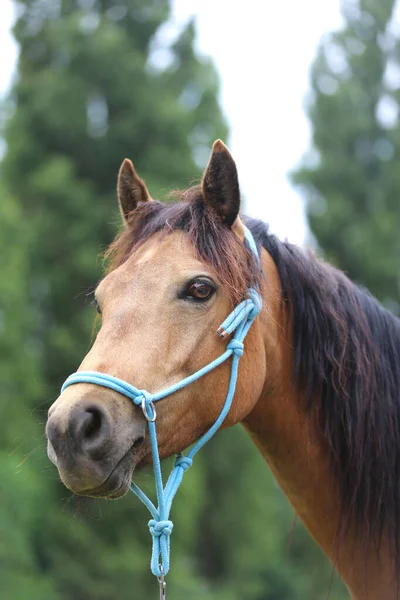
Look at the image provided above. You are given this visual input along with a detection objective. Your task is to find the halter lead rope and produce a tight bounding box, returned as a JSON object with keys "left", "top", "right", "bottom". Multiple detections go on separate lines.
{"left": 61, "top": 227, "right": 262, "bottom": 591}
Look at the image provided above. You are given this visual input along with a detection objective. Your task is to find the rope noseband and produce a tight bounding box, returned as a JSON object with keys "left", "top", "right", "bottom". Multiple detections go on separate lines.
{"left": 61, "top": 226, "right": 262, "bottom": 590}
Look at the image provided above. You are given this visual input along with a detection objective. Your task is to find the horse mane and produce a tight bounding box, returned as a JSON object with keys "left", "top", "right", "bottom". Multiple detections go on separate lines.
{"left": 105, "top": 187, "right": 400, "bottom": 568}
{"left": 247, "top": 215, "right": 400, "bottom": 568}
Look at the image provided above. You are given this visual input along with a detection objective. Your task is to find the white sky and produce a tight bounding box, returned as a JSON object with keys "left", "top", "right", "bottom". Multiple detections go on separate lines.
{"left": 0, "top": 0, "right": 345, "bottom": 244}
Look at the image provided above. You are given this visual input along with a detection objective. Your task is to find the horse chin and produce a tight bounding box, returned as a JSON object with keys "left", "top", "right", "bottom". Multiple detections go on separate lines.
{"left": 71, "top": 443, "right": 144, "bottom": 500}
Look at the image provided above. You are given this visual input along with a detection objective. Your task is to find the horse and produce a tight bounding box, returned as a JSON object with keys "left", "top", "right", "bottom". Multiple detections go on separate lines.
{"left": 46, "top": 140, "right": 400, "bottom": 599}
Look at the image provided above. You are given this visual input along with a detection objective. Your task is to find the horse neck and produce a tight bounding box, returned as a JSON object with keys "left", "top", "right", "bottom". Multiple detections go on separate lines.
{"left": 242, "top": 248, "right": 396, "bottom": 600}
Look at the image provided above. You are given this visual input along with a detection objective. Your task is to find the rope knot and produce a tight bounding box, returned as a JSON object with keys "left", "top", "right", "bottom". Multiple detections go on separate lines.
{"left": 148, "top": 519, "right": 173, "bottom": 538}
{"left": 248, "top": 289, "right": 262, "bottom": 318}
{"left": 134, "top": 390, "right": 156, "bottom": 422}
{"left": 227, "top": 339, "right": 244, "bottom": 357}
{"left": 174, "top": 455, "right": 193, "bottom": 471}
{"left": 132, "top": 389, "right": 150, "bottom": 407}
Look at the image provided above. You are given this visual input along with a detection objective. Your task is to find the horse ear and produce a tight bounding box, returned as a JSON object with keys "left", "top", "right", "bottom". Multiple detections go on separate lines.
{"left": 202, "top": 140, "right": 241, "bottom": 229}
{"left": 117, "top": 158, "right": 151, "bottom": 223}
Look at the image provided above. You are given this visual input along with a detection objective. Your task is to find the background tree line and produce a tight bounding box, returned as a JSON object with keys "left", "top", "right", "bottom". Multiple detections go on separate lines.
{"left": 0, "top": 0, "right": 398, "bottom": 598}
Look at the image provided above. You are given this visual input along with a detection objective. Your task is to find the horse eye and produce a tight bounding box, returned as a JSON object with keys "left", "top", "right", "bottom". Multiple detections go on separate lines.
{"left": 91, "top": 297, "right": 102, "bottom": 314}
{"left": 186, "top": 280, "right": 215, "bottom": 302}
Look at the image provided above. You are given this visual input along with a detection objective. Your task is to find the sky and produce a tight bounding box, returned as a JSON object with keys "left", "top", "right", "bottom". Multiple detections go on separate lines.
{"left": 0, "top": 0, "right": 345, "bottom": 245}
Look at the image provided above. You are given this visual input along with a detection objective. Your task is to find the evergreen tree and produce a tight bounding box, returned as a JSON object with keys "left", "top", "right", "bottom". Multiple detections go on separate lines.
{"left": 1, "top": 1, "right": 348, "bottom": 597}
{"left": 292, "top": 0, "right": 400, "bottom": 312}
{"left": 0, "top": 189, "right": 54, "bottom": 600}
{"left": 1, "top": 1, "right": 227, "bottom": 597}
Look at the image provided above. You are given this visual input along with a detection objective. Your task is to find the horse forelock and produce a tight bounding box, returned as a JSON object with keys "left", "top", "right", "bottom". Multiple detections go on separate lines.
{"left": 104, "top": 185, "right": 262, "bottom": 304}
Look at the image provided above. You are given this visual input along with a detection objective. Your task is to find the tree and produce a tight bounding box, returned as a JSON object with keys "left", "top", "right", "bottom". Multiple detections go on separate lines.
{"left": 1, "top": 1, "right": 227, "bottom": 597}
{"left": 0, "top": 188, "right": 57, "bottom": 600}
{"left": 292, "top": 0, "right": 400, "bottom": 313}
{"left": 1, "top": 1, "right": 348, "bottom": 597}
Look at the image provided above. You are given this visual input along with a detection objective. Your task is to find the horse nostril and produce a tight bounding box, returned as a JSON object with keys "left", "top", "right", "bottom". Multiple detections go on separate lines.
{"left": 71, "top": 404, "right": 111, "bottom": 460}
{"left": 82, "top": 408, "right": 103, "bottom": 441}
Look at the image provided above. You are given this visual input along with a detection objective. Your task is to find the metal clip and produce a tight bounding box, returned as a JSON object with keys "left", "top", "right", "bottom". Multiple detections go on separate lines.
{"left": 158, "top": 566, "right": 166, "bottom": 600}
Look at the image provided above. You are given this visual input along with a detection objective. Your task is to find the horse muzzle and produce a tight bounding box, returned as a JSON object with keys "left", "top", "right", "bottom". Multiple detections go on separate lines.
{"left": 45, "top": 385, "right": 146, "bottom": 498}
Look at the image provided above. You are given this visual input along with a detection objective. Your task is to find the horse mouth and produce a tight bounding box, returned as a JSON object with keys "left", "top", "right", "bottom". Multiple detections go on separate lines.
{"left": 76, "top": 439, "right": 144, "bottom": 499}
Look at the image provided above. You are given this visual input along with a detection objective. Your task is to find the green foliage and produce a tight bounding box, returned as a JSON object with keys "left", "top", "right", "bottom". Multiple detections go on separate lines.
{"left": 1, "top": 1, "right": 349, "bottom": 598}
{"left": 292, "top": 0, "right": 400, "bottom": 312}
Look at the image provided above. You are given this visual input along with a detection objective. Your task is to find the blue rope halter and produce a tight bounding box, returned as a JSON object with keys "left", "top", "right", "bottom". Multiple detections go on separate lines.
{"left": 61, "top": 226, "right": 262, "bottom": 584}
